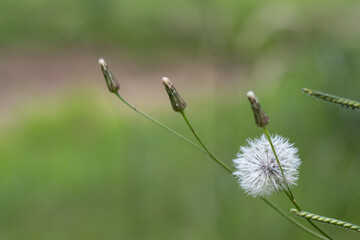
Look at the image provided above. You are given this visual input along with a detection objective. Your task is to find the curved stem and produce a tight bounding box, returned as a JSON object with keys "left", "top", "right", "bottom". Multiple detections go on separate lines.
{"left": 283, "top": 190, "right": 332, "bottom": 239}
{"left": 114, "top": 93, "right": 207, "bottom": 155}
{"left": 263, "top": 127, "right": 294, "bottom": 200}
{"left": 180, "top": 110, "right": 328, "bottom": 239}
{"left": 262, "top": 198, "right": 330, "bottom": 240}
{"left": 180, "top": 111, "right": 233, "bottom": 174}
{"left": 263, "top": 127, "right": 332, "bottom": 240}
{"left": 110, "top": 91, "right": 330, "bottom": 239}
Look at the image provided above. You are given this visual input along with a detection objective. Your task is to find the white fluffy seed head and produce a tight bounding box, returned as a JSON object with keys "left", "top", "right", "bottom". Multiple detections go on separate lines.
{"left": 233, "top": 134, "right": 301, "bottom": 197}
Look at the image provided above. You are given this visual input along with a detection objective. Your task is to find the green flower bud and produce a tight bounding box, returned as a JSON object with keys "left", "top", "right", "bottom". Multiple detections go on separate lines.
{"left": 162, "top": 77, "right": 186, "bottom": 112}
{"left": 98, "top": 58, "right": 120, "bottom": 93}
{"left": 247, "top": 91, "right": 269, "bottom": 127}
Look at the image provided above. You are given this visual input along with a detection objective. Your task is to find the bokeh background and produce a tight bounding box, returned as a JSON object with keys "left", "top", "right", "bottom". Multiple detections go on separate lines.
{"left": 0, "top": 0, "right": 360, "bottom": 239}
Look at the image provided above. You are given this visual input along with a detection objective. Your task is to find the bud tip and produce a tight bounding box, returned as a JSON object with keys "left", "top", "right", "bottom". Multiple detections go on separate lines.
{"left": 302, "top": 88, "right": 312, "bottom": 94}
{"left": 161, "top": 77, "right": 186, "bottom": 112}
{"left": 247, "top": 90, "right": 269, "bottom": 127}
{"left": 162, "top": 76, "right": 170, "bottom": 84}
{"left": 247, "top": 91, "right": 255, "bottom": 99}
{"left": 98, "top": 58, "right": 120, "bottom": 93}
{"left": 98, "top": 58, "right": 106, "bottom": 66}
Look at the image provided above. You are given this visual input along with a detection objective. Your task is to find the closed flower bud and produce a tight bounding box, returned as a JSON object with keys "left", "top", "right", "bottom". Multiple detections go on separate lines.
{"left": 247, "top": 91, "right": 269, "bottom": 127}
{"left": 98, "top": 58, "right": 120, "bottom": 93}
{"left": 162, "top": 77, "right": 186, "bottom": 112}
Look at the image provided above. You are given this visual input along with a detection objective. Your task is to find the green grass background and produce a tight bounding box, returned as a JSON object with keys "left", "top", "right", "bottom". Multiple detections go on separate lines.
{"left": 0, "top": 78, "right": 359, "bottom": 239}
{"left": 1, "top": 0, "right": 360, "bottom": 239}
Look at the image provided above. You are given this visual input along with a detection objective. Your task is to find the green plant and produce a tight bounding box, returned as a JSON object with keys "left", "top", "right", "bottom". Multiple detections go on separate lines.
{"left": 99, "top": 59, "right": 359, "bottom": 239}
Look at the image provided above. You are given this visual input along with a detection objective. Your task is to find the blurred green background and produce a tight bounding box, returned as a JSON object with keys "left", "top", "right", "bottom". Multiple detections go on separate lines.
{"left": 0, "top": 0, "right": 360, "bottom": 239}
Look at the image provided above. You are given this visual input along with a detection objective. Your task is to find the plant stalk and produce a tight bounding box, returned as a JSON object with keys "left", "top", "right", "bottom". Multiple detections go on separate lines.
{"left": 180, "top": 111, "right": 232, "bottom": 173}
{"left": 108, "top": 87, "right": 331, "bottom": 240}
{"left": 262, "top": 198, "right": 330, "bottom": 240}
{"left": 114, "top": 93, "right": 207, "bottom": 155}
{"left": 263, "top": 127, "right": 332, "bottom": 240}
{"left": 180, "top": 111, "right": 329, "bottom": 240}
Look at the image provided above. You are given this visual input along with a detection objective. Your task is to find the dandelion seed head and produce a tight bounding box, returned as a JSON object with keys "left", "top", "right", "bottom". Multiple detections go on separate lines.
{"left": 233, "top": 134, "right": 301, "bottom": 197}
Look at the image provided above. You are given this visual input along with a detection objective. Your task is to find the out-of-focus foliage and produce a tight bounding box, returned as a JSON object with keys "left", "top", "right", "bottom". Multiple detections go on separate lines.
{"left": 1, "top": 0, "right": 360, "bottom": 59}
{"left": 0, "top": 84, "right": 359, "bottom": 239}
{"left": 1, "top": 0, "right": 360, "bottom": 239}
{"left": 2, "top": 0, "right": 359, "bottom": 96}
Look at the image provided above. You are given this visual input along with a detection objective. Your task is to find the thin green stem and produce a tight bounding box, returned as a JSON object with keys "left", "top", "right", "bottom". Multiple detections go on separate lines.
{"left": 114, "top": 93, "right": 207, "bottom": 155}
{"left": 263, "top": 127, "right": 294, "bottom": 200}
{"left": 263, "top": 127, "right": 332, "bottom": 240}
{"left": 262, "top": 198, "right": 330, "bottom": 240}
{"left": 283, "top": 189, "right": 331, "bottom": 239}
{"left": 180, "top": 111, "right": 233, "bottom": 174}
{"left": 179, "top": 110, "right": 328, "bottom": 239}
{"left": 301, "top": 210, "right": 333, "bottom": 239}
{"left": 111, "top": 90, "right": 331, "bottom": 239}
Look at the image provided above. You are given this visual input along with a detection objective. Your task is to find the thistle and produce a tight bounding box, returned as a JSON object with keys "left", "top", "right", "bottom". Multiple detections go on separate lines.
{"left": 233, "top": 134, "right": 301, "bottom": 197}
